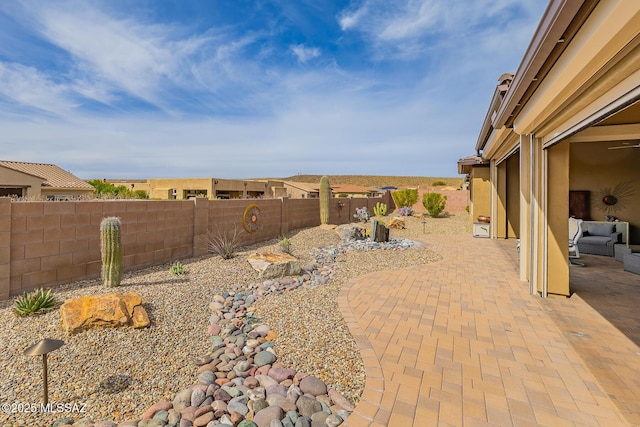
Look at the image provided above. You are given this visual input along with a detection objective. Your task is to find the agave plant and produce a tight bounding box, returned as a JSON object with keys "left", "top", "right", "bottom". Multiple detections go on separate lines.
{"left": 170, "top": 261, "right": 185, "bottom": 275}
{"left": 13, "top": 288, "right": 57, "bottom": 316}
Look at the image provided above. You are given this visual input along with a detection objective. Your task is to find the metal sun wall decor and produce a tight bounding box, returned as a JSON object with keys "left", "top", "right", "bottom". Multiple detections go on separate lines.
{"left": 243, "top": 204, "right": 261, "bottom": 233}
{"left": 595, "top": 181, "right": 635, "bottom": 214}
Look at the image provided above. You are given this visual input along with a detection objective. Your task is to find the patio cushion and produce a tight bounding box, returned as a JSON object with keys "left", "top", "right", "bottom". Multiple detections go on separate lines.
{"left": 588, "top": 223, "right": 615, "bottom": 236}
{"left": 579, "top": 236, "right": 612, "bottom": 245}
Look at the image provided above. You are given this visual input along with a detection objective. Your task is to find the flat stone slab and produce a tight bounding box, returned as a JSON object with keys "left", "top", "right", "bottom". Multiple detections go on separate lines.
{"left": 247, "top": 253, "right": 301, "bottom": 279}
{"left": 60, "top": 292, "right": 150, "bottom": 334}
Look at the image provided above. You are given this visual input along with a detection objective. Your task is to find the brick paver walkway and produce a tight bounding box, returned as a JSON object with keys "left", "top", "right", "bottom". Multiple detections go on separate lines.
{"left": 338, "top": 234, "right": 633, "bottom": 426}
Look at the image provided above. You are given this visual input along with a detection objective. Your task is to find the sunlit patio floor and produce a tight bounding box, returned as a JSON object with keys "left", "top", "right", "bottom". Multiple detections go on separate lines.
{"left": 338, "top": 234, "right": 640, "bottom": 426}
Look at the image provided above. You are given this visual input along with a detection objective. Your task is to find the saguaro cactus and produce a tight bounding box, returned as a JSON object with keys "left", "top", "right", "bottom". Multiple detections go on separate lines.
{"left": 320, "top": 175, "right": 330, "bottom": 225}
{"left": 100, "top": 217, "right": 123, "bottom": 287}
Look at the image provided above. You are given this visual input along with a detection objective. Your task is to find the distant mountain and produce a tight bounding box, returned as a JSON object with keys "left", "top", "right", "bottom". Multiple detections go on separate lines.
{"left": 269, "top": 175, "right": 464, "bottom": 189}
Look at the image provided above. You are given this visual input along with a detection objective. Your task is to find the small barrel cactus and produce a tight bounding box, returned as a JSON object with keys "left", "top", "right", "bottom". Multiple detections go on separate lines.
{"left": 100, "top": 217, "right": 123, "bottom": 287}
{"left": 320, "top": 175, "right": 330, "bottom": 225}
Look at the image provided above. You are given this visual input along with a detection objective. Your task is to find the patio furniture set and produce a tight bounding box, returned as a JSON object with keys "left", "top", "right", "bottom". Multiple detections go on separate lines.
{"left": 570, "top": 219, "right": 640, "bottom": 274}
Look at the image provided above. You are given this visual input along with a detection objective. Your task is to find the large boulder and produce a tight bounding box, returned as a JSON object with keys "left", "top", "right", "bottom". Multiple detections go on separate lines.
{"left": 335, "top": 224, "right": 365, "bottom": 241}
{"left": 386, "top": 217, "right": 406, "bottom": 229}
{"left": 60, "top": 292, "right": 150, "bottom": 334}
{"left": 247, "top": 253, "right": 301, "bottom": 279}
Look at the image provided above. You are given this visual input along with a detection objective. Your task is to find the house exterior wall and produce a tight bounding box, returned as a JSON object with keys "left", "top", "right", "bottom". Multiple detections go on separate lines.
{"left": 0, "top": 195, "right": 386, "bottom": 300}
{"left": 469, "top": 1, "right": 640, "bottom": 297}
{"left": 283, "top": 183, "right": 319, "bottom": 199}
{"left": 470, "top": 167, "right": 491, "bottom": 220}
{"left": 0, "top": 167, "right": 44, "bottom": 198}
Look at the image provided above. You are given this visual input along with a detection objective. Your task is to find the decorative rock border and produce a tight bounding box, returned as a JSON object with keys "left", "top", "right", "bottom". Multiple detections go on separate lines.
{"left": 53, "top": 237, "right": 419, "bottom": 427}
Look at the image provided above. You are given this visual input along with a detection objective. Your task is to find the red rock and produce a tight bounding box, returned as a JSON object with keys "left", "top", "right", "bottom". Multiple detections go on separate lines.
{"left": 256, "top": 365, "right": 271, "bottom": 376}
{"left": 142, "top": 401, "right": 173, "bottom": 419}
{"left": 215, "top": 378, "right": 230, "bottom": 386}
{"left": 193, "top": 405, "right": 213, "bottom": 418}
{"left": 193, "top": 411, "right": 214, "bottom": 427}
{"left": 207, "top": 324, "right": 222, "bottom": 335}
{"left": 197, "top": 363, "right": 217, "bottom": 374}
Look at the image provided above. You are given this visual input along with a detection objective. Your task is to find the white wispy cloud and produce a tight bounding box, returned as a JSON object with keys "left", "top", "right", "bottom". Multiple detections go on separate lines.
{"left": 0, "top": 0, "right": 549, "bottom": 178}
{"left": 290, "top": 44, "right": 321, "bottom": 63}
{"left": 338, "top": 0, "right": 544, "bottom": 59}
{"left": 0, "top": 62, "right": 77, "bottom": 116}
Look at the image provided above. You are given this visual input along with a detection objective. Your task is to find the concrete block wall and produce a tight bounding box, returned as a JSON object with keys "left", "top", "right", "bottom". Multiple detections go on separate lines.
{"left": 0, "top": 196, "right": 391, "bottom": 300}
{"left": 3, "top": 199, "right": 195, "bottom": 300}
{"left": 0, "top": 198, "right": 10, "bottom": 301}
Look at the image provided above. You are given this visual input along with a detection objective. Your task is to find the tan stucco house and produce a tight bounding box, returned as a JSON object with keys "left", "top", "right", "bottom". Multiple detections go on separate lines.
{"left": 0, "top": 160, "right": 94, "bottom": 199}
{"left": 107, "top": 178, "right": 285, "bottom": 200}
{"left": 459, "top": 0, "right": 640, "bottom": 297}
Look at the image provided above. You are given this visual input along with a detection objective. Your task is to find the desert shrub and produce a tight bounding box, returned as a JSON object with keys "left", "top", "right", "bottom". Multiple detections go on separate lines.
{"left": 88, "top": 179, "right": 149, "bottom": 199}
{"left": 14, "top": 288, "right": 57, "bottom": 316}
{"left": 391, "top": 189, "right": 418, "bottom": 208}
{"left": 201, "top": 226, "right": 244, "bottom": 259}
{"left": 353, "top": 207, "right": 370, "bottom": 222}
{"left": 279, "top": 236, "right": 292, "bottom": 255}
{"left": 170, "top": 261, "right": 185, "bottom": 275}
{"left": 423, "top": 192, "right": 447, "bottom": 217}
{"left": 432, "top": 180, "right": 447, "bottom": 186}
{"left": 396, "top": 206, "right": 414, "bottom": 216}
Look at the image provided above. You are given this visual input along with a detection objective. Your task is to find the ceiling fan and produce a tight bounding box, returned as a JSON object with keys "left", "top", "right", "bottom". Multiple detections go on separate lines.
{"left": 608, "top": 142, "right": 640, "bottom": 150}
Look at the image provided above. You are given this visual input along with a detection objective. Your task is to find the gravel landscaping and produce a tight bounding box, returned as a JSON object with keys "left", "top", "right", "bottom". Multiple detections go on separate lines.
{"left": 0, "top": 212, "right": 470, "bottom": 426}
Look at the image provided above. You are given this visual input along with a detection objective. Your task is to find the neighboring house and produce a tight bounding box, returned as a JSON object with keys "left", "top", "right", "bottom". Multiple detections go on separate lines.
{"left": 283, "top": 181, "right": 323, "bottom": 198}
{"left": 331, "top": 184, "right": 379, "bottom": 198}
{"left": 458, "top": 0, "right": 640, "bottom": 297}
{"left": 106, "top": 178, "right": 285, "bottom": 200}
{"left": 0, "top": 160, "right": 94, "bottom": 200}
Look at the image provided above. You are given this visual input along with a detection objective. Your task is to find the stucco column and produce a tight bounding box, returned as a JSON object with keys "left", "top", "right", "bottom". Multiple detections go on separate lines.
{"left": 545, "top": 142, "right": 570, "bottom": 296}
{"left": 496, "top": 161, "right": 508, "bottom": 238}
{"left": 519, "top": 135, "right": 531, "bottom": 283}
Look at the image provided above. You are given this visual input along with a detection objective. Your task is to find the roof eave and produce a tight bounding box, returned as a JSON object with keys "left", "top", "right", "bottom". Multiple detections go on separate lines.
{"left": 493, "top": 0, "right": 586, "bottom": 129}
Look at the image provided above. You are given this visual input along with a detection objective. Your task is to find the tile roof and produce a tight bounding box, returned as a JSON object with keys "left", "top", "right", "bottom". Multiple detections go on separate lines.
{"left": 0, "top": 160, "right": 93, "bottom": 189}
{"left": 331, "top": 184, "right": 377, "bottom": 194}
{"left": 283, "top": 181, "right": 321, "bottom": 192}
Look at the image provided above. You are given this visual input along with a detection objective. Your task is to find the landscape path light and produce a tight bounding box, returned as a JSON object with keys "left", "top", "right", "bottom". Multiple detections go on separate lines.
{"left": 23, "top": 338, "right": 64, "bottom": 405}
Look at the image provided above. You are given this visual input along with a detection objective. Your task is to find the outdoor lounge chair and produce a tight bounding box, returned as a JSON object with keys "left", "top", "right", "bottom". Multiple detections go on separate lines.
{"left": 569, "top": 217, "right": 584, "bottom": 266}
{"left": 577, "top": 221, "right": 622, "bottom": 257}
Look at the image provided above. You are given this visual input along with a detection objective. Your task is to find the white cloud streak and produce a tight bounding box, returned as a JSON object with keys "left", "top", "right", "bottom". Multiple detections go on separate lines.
{"left": 0, "top": 0, "right": 549, "bottom": 178}
{"left": 290, "top": 44, "right": 321, "bottom": 63}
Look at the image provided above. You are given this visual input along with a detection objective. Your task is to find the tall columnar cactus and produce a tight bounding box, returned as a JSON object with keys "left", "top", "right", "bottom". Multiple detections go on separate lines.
{"left": 100, "top": 217, "right": 123, "bottom": 287}
{"left": 320, "top": 175, "right": 330, "bottom": 225}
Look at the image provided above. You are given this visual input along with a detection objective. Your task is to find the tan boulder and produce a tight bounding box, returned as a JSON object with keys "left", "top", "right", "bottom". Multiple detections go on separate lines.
{"left": 60, "top": 292, "right": 150, "bottom": 334}
{"left": 247, "top": 253, "right": 301, "bottom": 279}
{"left": 386, "top": 217, "right": 406, "bottom": 229}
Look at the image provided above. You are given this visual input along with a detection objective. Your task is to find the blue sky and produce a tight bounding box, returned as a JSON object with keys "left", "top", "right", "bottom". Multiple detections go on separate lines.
{"left": 0, "top": 0, "right": 547, "bottom": 179}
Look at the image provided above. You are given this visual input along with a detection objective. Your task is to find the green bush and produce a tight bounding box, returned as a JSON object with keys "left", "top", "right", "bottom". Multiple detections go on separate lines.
{"left": 432, "top": 180, "right": 447, "bottom": 186}
{"left": 391, "top": 189, "right": 418, "bottom": 208}
{"left": 14, "top": 288, "right": 57, "bottom": 316}
{"left": 88, "top": 179, "right": 149, "bottom": 199}
{"left": 422, "top": 192, "right": 447, "bottom": 217}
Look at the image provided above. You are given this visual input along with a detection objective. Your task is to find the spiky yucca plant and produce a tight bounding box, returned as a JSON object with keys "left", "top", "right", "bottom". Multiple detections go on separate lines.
{"left": 13, "top": 288, "right": 57, "bottom": 316}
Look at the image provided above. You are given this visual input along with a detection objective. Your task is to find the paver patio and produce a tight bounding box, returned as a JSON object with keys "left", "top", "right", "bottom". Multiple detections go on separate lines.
{"left": 338, "top": 234, "right": 640, "bottom": 426}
